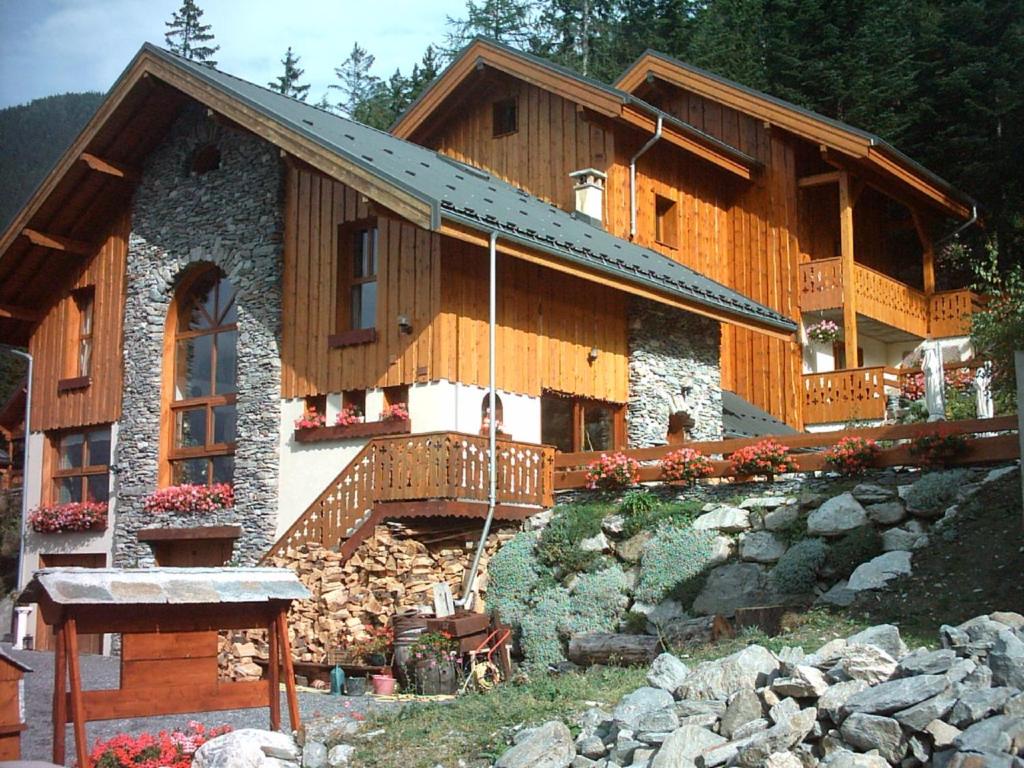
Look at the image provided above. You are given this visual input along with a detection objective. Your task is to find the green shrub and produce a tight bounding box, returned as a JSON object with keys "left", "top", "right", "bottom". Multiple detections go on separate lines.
{"left": 621, "top": 497, "right": 703, "bottom": 538}
{"left": 564, "top": 565, "right": 630, "bottom": 635}
{"left": 536, "top": 503, "right": 609, "bottom": 575}
{"left": 635, "top": 523, "right": 717, "bottom": 604}
{"left": 520, "top": 587, "right": 571, "bottom": 670}
{"left": 771, "top": 538, "right": 828, "bottom": 594}
{"left": 903, "top": 469, "right": 969, "bottom": 514}
{"left": 622, "top": 610, "right": 649, "bottom": 635}
{"left": 668, "top": 568, "right": 709, "bottom": 609}
{"left": 486, "top": 532, "right": 544, "bottom": 626}
{"left": 620, "top": 489, "right": 659, "bottom": 517}
{"left": 826, "top": 526, "right": 883, "bottom": 579}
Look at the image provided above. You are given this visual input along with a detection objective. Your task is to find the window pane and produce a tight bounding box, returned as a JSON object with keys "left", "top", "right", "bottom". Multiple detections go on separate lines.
{"left": 368, "top": 228, "right": 378, "bottom": 276}
{"left": 352, "top": 231, "right": 367, "bottom": 278}
{"left": 583, "top": 405, "right": 615, "bottom": 451}
{"left": 213, "top": 404, "right": 237, "bottom": 445}
{"left": 86, "top": 428, "right": 110, "bottom": 467}
{"left": 59, "top": 433, "right": 84, "bottom": 470}
{"left": 172, "top": 458, "right": 208, "bottom": 486}
{"left": 541, "top": 397, "right": 574, "bottom": 453}
{"left": 212, "top": 454, "right": 234, "bottom": 485}
{"left": 79, "top": 338, "right": 92, "bottom": 377}
{"left": 215, "top": 331, "right": 237, "bottom": 395}
{"left": 351, "top": 282, "right": 376, "bottom": 330}
{"left": 217, "top": 280, "right": 238, "bottom": 326}
{"left": 58, "top": 476, "right": 82, "bottom": 504}
{"left": 79, "top": 295, "right": 94, "bottom": 335}
{"left": 175, "top": 407, "right": 207, "bottom": 449}
{"left": 175, "top": 334, "right": 213, "bottom": 399}
{"left": 86, "top": 473, "right": 109, "bottom": 503}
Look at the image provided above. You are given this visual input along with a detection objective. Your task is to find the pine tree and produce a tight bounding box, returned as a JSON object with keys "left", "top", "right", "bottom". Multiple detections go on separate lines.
{"left": 445, "top": 0, "right": 540, "bottom": 53}
{"left": 409, "top": 45, "right": 442, "bottom": 102}
{"left": 535, "top": 0, "right": 619, "bottom": 77}
{"left": 164, "top": 0, "right": 219, "bottom": 66}
{"left": 269, "top": 46, "right": 310, "bottom": 101}
{"left": 685, "top": 0, "right": 770, "bottom": 91}
{"left": 329, "top": 43, "right": 383, "bottom": 119}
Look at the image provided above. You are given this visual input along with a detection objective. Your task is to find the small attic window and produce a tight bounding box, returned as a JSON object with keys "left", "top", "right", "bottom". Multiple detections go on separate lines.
{"left": 190, "top": 144, "right": 221, "bottom": 175}
{"left": 492, "top": 98, "right": 518, "bottom": 137}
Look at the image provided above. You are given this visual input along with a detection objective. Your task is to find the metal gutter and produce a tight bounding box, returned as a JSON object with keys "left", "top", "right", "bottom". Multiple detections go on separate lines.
{"left": 630, "top": 115, "right": 663, "bottom": 239}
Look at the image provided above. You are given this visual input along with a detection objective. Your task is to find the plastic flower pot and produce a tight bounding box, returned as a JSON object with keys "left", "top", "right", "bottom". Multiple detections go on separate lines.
{"left": 371, "top": 674, "right": 396, "bottom": 695}
{"left": 345, "top": 676, "right": 366, "bottom": 696}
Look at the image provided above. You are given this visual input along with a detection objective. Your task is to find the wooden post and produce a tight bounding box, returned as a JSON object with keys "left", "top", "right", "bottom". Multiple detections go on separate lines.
{"left": 52, "top": 622, "right": 67, "bottom": 765}
{"left": 65, "top": 618, "right": 89, "bottom": 768}
{"left": 268, "top": 619, "right": 281, "bottom": 731}
{"left": 276, "top": 610, "right": 301, "bottom": 731}
{"left": 839, "top": 172, "right": 859, "bottom": 367}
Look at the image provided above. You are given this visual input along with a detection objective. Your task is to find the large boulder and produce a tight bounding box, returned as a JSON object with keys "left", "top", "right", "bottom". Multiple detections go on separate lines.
{"left": 852, "top": 483, "right": 896, "bottom": 504}
{"left": 941, "top": 615, "right": 1014, "bottom": 656}
{"left": 839, "top": 713, "right": 907, "bottom": 763}
{"left": 720, "top": 688, "right": 764, "bottom": 739}
{"left": 193, "top": 730, "right": 301, "bottom": 768}
{"left": 845, "top": 624, "right": 909, "bottom": 659}
{"left": 676, "top": 645, "right": 780, "bottom": 701}
{"left": 771, "top": 665, "right": 830, "bottom": 698}
{"left": 841, "top": 674, "right": 949, "bottom": 717}
{"left": 846, "top": 551, "right": 913, "bottom": 592}
{"left": 693, "top": 506, "right": 751, "bottom": 533}
{"left": 864, "top": 501, "right": 906, "bottom": 525}
{"left": 881, "top": 527, "right": 929, "bottom": 552}
{"left": 893, "top": 691, "right": 958, "bottom": 732}
{"left": 495, "top": 721, "right": 575, "bottom": 768}
{"left": 817, "top": 679, "right": 870, "bottom": 722}
{"left": 989, "top": 629, "right": 1024, "bottom": 689}
{"left": 648, "top": 653, "right": 690, "bottom": 693}
{"left": 949, "top": 687, "right": 1018, "bottom": 728}
{"left": 739, "top": 531, "right": 787, "bottom": 563}
{"left": 650, "top": 725, "right": 726, "bottom": 768}
{"left": 763, "top": 505, "right": 800, "bottom": 532}
{"left": 833, "top": 644, "right": 897, "bottom": 685}
{"left": 954, "top": 714, "right": 1024, "bottom": 755}
{"left": 613, "top": 687, "right": 676, "bottom": 730}
{"left": 692, "top": 563, "right": 774, "bottom": 617}
{"left": 806, "top": 493, "right": 868, "bottom": 536}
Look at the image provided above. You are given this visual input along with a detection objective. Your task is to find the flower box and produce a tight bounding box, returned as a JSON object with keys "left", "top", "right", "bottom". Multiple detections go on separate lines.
{"left": 28, "top": 502, "right": 107, "bottom": 534}
{"left": 294, "top": 418, "right": 411, "bottom": 444}
{"left": 144, "top": 483, "right": 234, "bottom": 515}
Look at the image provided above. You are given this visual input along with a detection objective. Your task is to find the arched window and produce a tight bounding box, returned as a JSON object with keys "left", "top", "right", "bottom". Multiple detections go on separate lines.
{"left": 165, "top": 266, "right": 237, "bottom": 486}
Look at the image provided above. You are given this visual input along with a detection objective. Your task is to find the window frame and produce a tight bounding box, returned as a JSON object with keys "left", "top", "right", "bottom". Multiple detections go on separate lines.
{"left": 492, "top": 97, "right": 518, "bottom": 138}
{"left": 654, "top": 193, "right": 679, "bottom": 249}
{"left": 541, "top": 393, "right": 625, "bottom": 453}
{"left": 49, "top": 426, "right": 110, "bottom": 504}
{"left": 330, "top": 220, "right": 379, "bottom": 347}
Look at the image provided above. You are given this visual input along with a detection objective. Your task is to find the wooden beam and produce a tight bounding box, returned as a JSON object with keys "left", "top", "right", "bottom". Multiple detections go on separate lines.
{"left": 798, "top": 171, "right": 841, "bottom": 188}
{"left": 0, "top": 303, "right": 43, "bottom": 322}
{"left": 838, "top": 171, "right": 859, "bottom": 367}
{"left": 21, "top": 228, "right": 94, "bottom": 256}
{"left": 911, "top": 209, "right": 936, "bottom": 295}
{"left": 79, "top": 152, "right": 138, "bottom": 181}
{"left": 52, "top": 622, "right": 67, "bottom": 765}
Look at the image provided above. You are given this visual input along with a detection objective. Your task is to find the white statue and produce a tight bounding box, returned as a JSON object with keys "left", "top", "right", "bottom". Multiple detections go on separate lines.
{"left": 974, "top": 361, "right": 994, "bottom": 419}
{"left": 923, "top": 342, "right": 946, "bottom": 422}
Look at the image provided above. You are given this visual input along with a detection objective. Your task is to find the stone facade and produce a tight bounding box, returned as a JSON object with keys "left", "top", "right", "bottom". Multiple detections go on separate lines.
{"left": 114, "top": 104, "right": 284, "bottom": 566}
{"left": 627, "top": 297, "right": 723, "bottom": 447}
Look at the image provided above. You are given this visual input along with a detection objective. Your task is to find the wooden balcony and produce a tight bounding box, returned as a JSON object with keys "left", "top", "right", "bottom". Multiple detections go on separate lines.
{"left": 800, "top": 258, "right": 980, "bottom": 338}
{"left": 265, "top": 432, "right": 555, "bottom": 562}
{"left": 802, "top": 366, "right": 900, "bottom": 424}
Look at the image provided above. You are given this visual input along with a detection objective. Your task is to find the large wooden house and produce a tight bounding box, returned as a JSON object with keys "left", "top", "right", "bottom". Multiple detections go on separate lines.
{"left": 0, "top": 45, "right": 800, "bottom": 648}
{"left": 393, "top": 39, "right": 982, "bottom": 430}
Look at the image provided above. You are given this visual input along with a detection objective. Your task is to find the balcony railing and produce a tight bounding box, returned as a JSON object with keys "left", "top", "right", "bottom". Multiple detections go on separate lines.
{"left": 799, "top": 258, "right": 980, "bottom": 338}
{"left": 802, "top": 366, "right": 900, "bottom": 425}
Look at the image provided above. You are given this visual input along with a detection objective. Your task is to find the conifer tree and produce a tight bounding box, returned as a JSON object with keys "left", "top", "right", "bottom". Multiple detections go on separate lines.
{"left": 329, "top": 43, "right": 383, "bottom": 120}
{"left": 164, "top": 0, "right": 219, "bottom": 66}
{"left": 269, "top": 46, "right": 310, "bottom": 101}
{"left": 445, "top": 0, "right": 539, "bottom": 53}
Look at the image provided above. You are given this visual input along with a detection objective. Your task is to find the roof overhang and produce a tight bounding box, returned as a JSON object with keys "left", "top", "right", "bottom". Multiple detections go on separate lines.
{"left": 617, "top": 52, "right": 975, "bottom": 220}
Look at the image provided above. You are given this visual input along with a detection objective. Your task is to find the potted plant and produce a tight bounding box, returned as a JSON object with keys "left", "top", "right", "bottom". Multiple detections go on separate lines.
{"left": 806, "top": 319, "right": 841, "bottom": 344}
{"left": 293, "top": 406, "right": 326, "bottom": 431}
{"left": 380, "top": 403, "right": 410, "bottom": 422}
{"left": 728, "top": 438, "right": 797, "bottom": 481}
{"left": 143, "top": 483, "right": 234, "bottom": 514}
{"left": 823, "top": 436, "right": 880, "bottom": 476}
{"left": 584, "top": 452, "right": 641, "bottom": 491}
{"left": 406, "top": 630, "right": 460, "bottom": 695}
{"left": 335, "top": 403, "right": 363, "bottom": 427}
{"left": 28, "top": 501, "right": 107, "bottom": 534}
{"left": 659, "top": 447, "right": 714, "bottom": 485}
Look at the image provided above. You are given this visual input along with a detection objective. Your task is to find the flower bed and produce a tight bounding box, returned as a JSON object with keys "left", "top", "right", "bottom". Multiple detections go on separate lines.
{"left": 90, "top": 722, "right": 231, "bottom": 768}
{"left": 728, "top": 438, "right": 797, "bottom": 478}
{"left": 585, "top": 452, "right": 641, "bottom": 490}
{"left": 28, "top": 502, "right": 107, "bottom": 533}
{"left": 823, "top": 436, "right": 880, "bottom": 476}
{"left": 659, "top": 447, "right": 713, "bottom": 484}
{"left": 144, "top": 483, "right": 234, "bottom": 514}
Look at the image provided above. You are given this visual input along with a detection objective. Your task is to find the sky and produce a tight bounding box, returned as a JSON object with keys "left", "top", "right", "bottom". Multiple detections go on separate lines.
{"left": 0, "top": 0, "right": 468, "bottom": 109}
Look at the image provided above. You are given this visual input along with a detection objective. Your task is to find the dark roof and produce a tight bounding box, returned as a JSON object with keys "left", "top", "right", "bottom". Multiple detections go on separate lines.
{"left": 722, "top": 390, "right": 799, "bottom": 439}
{"left": 147, "top": 45, "right": 795, "bottom": 333}
{"left": 626, "top": 50, "right": 975, "bottom": 213}
{"left": 0, "top": 647, "right": 31, "bottom": 673}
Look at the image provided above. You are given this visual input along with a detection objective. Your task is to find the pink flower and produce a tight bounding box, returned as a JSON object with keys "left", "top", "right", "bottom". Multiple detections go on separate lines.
{"left": 380, "top": 403, "right": 410, "bottom": 421}
{"left": 28, "top": 502, "right": 107, "bottom": 533}
{"left": 143, "top": 484, "right": 234, "bottom": 515}
{"left": 585, "top": 452, "right": 641, "bottom": 490}
{"left": 660, "top": 448, "right": 713, "bottom": 484}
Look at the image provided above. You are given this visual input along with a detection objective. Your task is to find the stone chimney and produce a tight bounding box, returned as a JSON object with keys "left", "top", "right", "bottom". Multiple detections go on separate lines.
{"left": 569, "top": 168, "right": 606, "bottom": 227}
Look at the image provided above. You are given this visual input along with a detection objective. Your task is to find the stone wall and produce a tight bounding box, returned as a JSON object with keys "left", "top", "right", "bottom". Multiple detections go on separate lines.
{"left": 114, "top": 103, "right": 284, "bottom": 566}
{"left": 627, "top": 298, "right": 723, "bottom": 447}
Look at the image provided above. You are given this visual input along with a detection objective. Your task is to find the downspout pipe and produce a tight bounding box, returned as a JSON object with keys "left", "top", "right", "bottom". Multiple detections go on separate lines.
{"left": 936, "top": 203, "right": 979, "bottom": 246}
{"left": 629, "top": 115, "right": 663, "bottom": 239}
{"left": 455, "top": 229, "right": 499, "bottom": 608}
{"left": 0, "top": 346, "right": 32, "bottom": 593}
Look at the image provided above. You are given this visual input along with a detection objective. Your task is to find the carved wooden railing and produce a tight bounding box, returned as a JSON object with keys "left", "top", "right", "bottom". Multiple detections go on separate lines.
{"left": 853, "top": 264, "right": 929, "bottom": 337}
{"left": 263, "top": 432, "right": 555, "bottom": 561}
{"left": 799, "top": 258, "right": 844, "bottom": 312}
{"left": 802, "top": 366, "right": 901, "bottom": 425}
{"left": 929, "top": 289, "right": 984, "bottom": 338}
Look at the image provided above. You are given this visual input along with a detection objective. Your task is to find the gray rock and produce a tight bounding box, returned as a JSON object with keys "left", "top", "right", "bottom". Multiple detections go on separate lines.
{"left": 721, "top": 689, "right": 764, "bottom": 739}
{"left": 846, "top": 625, "right": 909, "bottom": 660}
{"left": 834, "top": 644, "right": 898, "bottom": 685}
{"left": 496, "top": 721, "right": 576, "bottom": 768}
{"left": 637, "top": 707, "right": 681, "bottom": 734}
{"left": 576, "top": 736, "right": 607, "bottom": 759}
{"left": 1006, "top": 692, "right": 1024, "bottom": 717}
{"left": 194, "top": 730, "right": 302, "bottom": 768}
{"left": 881, "top": 527, "right": 928, "bottom": 552}
{"left": 817, "top": 581, "right": 857, "bottom": 608}
{"left": 907, "top": 732, "right": 931, "bottom": 764}
{"left": 768, "top": 697, "right": 800, "bottom": 726}
{"left": 897, "top": 648, "right": 957, "bottom": 677}
{"left": 841, "top": 675, "right": 949, "bottom": 717}
{"left": 617, "top": 532, "right": 654, "bottom": 564}
{"left": 603, "top": 514, "right": 627, "bottom": 537}
{"left": 771, "top": 665, "right": 830, "bottom": 698}
{"left": 840, "top": 713, "right": 907, "bottom": 763}
{"left": 676, "top": 645, "right": 780, "bottom": 701}
{"left": 763, "top": 753, "right": 803, "bottom": 768}
{"left": 990, "top": 630, "right": 1024, "bottom": 689}
{"left": 708, "top": 536, "right": 734, "bottom": 566}
{"left": 739, "top": 532, "right": 788, "bottom": 563}
{"left": 941, "top": 616, "right": 1013, "bottom": 656}
{"left": 818, "top": 680, "right": 870, "bottom": 722}
{"left": 648, "top": 653, "right": 691, "bottom": 693}
{"left": 949, "top": 687, "right": 1017, "bottom": 728}
{"left": 678, "top": 713, "right": 720, "bottom": 729}
{"left": 692, "top": 563, "right": 773, "bottom": 617}
{"left": 734, "top": 708, "right": 818, "bottom": 768}
{"left": 894, "top": 691, "right": 957, "bottom": 732}
{"left": 740, "top": 496, "right": 793, "bottom": 509}
{"left": 846, "top": 551, "right": 913, "bottom": 592}
{"left": 807, "top": 493, "right": 868, "bottom": 536}
{"left": 676, "top": 700, "right": 727, "bottom": 718}
{"left": 865, "top": 501, "right": 906, "bottom": 525}
{"left": 326, "top": 745, "right": 355, "bottom": 768}
{"left": 302, "top": 741, "right": 327, "bottom": 768}
{"left": 610, "top": 735, "right": 643, "bottom": 765}
{"left": 731, "top": 719, "right": 770, "bottom": 740}
{"left": 945, "top": 658, "right": 978, "bottom": 684}
{"left": 852, "top": 483, "right": 896, "bottom": 504}
{"left": 650, "top": 725, "right": 726, "bottom": 768}
{"left": 645, "top": 601, "right": 690, "bottom": 633}
{"left": 693, "top": 506, "right": 751, "bottom": 533}
{"left": 763, "top": 505, "right": 800, "bottom": 532}
{"left": 954, "top": 714, "right": 1024, "bottom": 755}
{"left": 926, "top": 719, "right": 962, "bottom": 749}
{"left": 615, "top": 688, "right": 677, "bottom": 730}
{"left": 580, "top": 531, "right": 611, "bottom": 552}
{"left": 570, "top": 758, "right": 597, "bottom": 768}
{"left": 990, "top": 611, "right": 1024, "bottom": 629}
{"left": 961, "top": 663, "right": 994, "bottom": 690}
{"left": 823, "top": 751, "right": 890, "bottom": 768}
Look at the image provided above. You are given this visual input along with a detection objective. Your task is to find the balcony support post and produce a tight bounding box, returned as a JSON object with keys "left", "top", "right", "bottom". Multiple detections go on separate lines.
{"left": 912, "top": 209, "right": 936, "bottom": 297}
{"left": 838, "top": 171, "right": 858, "bottom": 367}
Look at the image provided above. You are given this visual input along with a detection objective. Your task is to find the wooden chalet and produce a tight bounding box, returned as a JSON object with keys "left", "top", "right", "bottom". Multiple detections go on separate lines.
{"left": 393, "top": 39, "right": 982, "bottom": 430}
{"left": 0, "top": 43, "right": 798, "bottom": 644}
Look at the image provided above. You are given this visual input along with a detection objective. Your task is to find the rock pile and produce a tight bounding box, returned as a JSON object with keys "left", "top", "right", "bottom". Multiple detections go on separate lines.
{"left": 498, "top": 613, "right": 1024, "bottom": 767}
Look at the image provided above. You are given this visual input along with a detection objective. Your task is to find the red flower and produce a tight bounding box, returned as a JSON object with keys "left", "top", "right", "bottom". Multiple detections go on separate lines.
{"left": 660, "top": 448, "right": 713, "bottom": 485}
{"left": 90, "top": 723, "right": 232, "bottom": 768}
{"left": 585, "top": 452, "right": 641, "bottom": 490}
{"left": 728, "top": 439, "right": 797, "bottom": 477}
{"left": 28, "top": 502, "right": 107, "bottom": 533}
{"left": 823, "top": 436, "right": 880, "bottom": 476}
{"left": 143, "top": 484, "right": 234, "bottom": 514}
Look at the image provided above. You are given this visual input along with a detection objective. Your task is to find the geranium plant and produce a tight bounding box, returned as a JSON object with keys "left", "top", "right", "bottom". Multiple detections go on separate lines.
{"left": 660, "top": 447, "right": 713, "bottom": 485}
{"left": 90, "top": 721, "right": 232, "bottom": 768}
{"left": 806, "top": 319, "right": 841, "bottom": 344}
{"left": 380, "top": 403, "right": 410, "bottom": 421}
{"left": 728, "top": 438, "right": 797, "bottom": 478}
{"left": 585, "top": 452, "right": 641, "bottom": 490}
{"left": 294, "top": 406, "right": 326, "bottom": 430}
{"left": 28, "top": 501, "right": 107, "bottom": 533}
{"left": 823, "top": 436, "right": 880, "bottom": 476}
{"left": 408, "top": 630, "right": 459, "bottom": 666}
{"left": 144, "top": 483, "right": 234, "bottom": 514}
{"left": 909, "top": 426, "right": 968, "bottom": 467}
{"left": 335, "top": 403, "right": 363, "bottom": 426}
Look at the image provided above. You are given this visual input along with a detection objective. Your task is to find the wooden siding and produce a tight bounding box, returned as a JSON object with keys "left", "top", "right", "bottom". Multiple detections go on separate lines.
{"left": 28, "top": 212, "right": 128, "bottom": 433}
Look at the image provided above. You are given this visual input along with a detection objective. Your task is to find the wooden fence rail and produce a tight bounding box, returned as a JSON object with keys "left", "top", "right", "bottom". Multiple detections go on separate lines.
{"left": 554, "top": 415, "right": 1019, "bottom": 490}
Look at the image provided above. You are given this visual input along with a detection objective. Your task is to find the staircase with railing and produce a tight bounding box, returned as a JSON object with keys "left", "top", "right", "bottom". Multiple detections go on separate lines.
{"left": 263, "top": 432, "right": 555, "bottom": 563}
